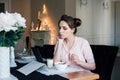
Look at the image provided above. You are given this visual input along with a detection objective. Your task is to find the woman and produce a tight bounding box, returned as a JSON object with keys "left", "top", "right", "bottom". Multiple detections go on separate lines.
{"left": 53, "top": 15, "right": 95, "bottom": 71}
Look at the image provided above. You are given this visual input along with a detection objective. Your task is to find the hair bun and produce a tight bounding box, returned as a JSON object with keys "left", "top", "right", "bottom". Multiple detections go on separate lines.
{"left": 61, "top": 15, "right": 67, "bottom": 19}
{"left": 74, "top": 18, "right": 81, "bottom": 27}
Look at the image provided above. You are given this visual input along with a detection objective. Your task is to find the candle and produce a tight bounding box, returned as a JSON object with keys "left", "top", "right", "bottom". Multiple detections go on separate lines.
{"left": 47, "top": 59, "right": 53, "bottom": 68}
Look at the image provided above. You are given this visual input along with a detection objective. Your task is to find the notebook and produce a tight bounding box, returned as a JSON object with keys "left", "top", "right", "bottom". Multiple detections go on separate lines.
{"left": 17, "top": 60, "right": 47, "bottom": 75}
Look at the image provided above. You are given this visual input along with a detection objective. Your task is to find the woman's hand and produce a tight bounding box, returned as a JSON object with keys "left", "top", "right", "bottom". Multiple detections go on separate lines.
{"left": 70, "top": 54, "right": 80, "bottom": 64}
{"left": 56, "top": 35, "right": 64, "bottom": 43}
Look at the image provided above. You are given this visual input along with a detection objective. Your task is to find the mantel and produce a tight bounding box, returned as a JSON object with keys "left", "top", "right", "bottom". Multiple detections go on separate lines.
{"left": 31, "top": 31, "right": 50, "bottom": 47}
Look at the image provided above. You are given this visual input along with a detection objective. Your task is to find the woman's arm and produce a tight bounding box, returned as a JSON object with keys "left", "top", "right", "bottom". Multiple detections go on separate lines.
{"left": 71, "top": 54, "right": 96, "bottom": 70}
{"left": 53, "top": 39, "right": 63, "bottom": 63}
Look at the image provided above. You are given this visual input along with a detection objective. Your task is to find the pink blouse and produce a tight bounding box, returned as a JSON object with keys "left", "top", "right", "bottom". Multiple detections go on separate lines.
{"left": 54, "top": 36, "right": 95, "bottom": 70}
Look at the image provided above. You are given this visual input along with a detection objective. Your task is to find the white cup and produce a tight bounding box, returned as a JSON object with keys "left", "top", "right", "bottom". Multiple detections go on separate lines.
{"left": 47, "top": 59, "right": 53, "bottom": 68}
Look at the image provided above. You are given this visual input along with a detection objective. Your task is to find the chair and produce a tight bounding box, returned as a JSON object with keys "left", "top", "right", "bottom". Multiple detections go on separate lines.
{"left": 90, "top": 45, "right": 119, "bottom": 80}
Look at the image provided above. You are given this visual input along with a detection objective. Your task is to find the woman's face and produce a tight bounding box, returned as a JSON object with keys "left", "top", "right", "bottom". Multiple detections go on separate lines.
{"left": 58, "top": 20, "right": 74, "bottom": 39}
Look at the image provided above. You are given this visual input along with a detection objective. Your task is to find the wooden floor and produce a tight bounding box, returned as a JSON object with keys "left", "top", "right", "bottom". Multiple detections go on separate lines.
{"left": 111, "top": 56, "right": 120, "bottom": 80}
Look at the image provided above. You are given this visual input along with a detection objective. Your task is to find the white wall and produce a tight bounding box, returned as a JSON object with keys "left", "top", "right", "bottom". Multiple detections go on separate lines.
{"left": 65, "top": 0, "right": 76, "bottom": 17}
{"left": 76, "top": 0, "right": 115, "bottom": 45}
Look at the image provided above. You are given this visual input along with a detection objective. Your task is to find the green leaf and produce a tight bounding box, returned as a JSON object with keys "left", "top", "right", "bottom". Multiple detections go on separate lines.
{"left": 0, "top": 27, "right": 25, "bottom": 47}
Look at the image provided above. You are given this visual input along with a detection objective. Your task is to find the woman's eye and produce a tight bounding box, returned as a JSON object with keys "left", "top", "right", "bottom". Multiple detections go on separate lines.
{"left": 63, "top": 27, "right": 67, "bottom": 30}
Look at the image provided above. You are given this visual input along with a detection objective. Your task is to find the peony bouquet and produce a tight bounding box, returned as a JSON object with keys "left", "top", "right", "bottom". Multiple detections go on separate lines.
{"left": 0, "top": 11, "right": 26, "bottom": 47}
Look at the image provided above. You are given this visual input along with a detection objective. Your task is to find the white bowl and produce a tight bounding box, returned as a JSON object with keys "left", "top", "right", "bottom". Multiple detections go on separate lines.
{"left": 54, "top": 62, "right": 67, "bottom": 71}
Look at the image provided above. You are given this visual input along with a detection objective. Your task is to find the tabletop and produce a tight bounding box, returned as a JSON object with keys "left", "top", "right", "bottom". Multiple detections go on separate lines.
{"left": 11, "top": 61, "right": 99, "bottom": 80}
{"left": 60, "top": 71, "right": 99, "bottom": 80}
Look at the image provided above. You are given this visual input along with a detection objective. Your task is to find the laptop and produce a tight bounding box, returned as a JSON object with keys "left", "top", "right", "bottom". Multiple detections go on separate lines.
{"left": 31, "top": 47, "right": 45, "bottom": 63}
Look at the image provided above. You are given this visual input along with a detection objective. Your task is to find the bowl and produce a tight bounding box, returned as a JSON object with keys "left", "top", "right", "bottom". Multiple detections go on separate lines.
{"left": 54, "top": 62, "right": 67, "bottom": 71}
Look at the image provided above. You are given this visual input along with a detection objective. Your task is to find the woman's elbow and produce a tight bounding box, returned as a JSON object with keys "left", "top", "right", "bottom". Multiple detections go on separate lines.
{"left": 92, "top": 65, "right": 96, "bottom": 70}
{"left": 91, "top": 63, "right": 96, "bottom": 70}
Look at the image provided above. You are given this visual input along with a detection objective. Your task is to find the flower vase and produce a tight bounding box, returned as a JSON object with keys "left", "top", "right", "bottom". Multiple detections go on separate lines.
{"left": 10, "top": 47, "right": 17, "bottom": 67}
{"left": 0, "top": 47, "right": 10, "bottom": 79}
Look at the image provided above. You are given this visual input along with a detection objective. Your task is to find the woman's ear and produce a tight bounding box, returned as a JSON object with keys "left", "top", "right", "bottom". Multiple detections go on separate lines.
{"left": 72, "top": 28, "right": 75, "bottom": 33}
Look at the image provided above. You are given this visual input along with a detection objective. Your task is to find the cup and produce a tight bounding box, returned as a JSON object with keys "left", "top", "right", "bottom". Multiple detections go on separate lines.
{"left": 47, "top": 59, "right": 53, "bottom": 68}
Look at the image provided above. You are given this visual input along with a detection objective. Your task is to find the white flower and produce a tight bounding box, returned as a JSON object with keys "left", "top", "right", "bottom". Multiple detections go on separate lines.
{"left": 0, "top": 11, "right": 26, "bottom": 47}
{"left": 0, "top": 11, "right": 26, "bottom": 32}
{"left": 13, "top": 12, "right": 26, "bottom": 27}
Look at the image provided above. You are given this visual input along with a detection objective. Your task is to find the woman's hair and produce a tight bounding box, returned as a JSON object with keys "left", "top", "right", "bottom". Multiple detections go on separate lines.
{"left": 58, "top": 15, "right": 81, "bottom": 34}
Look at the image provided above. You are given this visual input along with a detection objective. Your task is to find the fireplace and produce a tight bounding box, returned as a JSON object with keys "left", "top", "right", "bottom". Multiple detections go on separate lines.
{"left": 31, "top": 4, "right": 57, "bottom": 47}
